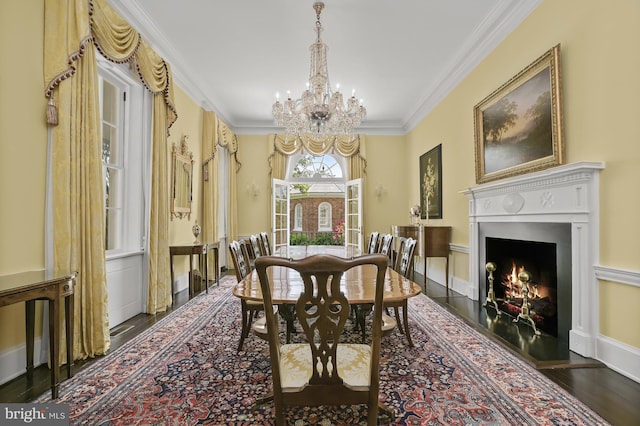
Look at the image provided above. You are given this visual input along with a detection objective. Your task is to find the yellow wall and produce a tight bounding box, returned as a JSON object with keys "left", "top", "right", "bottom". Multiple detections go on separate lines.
{"left": 236, "top": 135, "right": 271, "bottom": 237}
{"left": 0, "top": 0, "right": 48, "bottom": 348}
{"left": 406, "top": 0, "right": 640, "bottom": 348}
{"left": 167, "top": 85, "right": 205, "bottom": 279}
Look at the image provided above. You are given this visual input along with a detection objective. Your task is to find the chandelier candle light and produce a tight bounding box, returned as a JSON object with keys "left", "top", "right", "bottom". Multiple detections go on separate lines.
{"left": 272, "top": 2, "right": 366, "bottom": 138}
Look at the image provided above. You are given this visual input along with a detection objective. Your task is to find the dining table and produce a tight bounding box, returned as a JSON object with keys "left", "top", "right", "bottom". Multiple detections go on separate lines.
{"left": 232, "top": 245, "right": 422, "bottom": 305}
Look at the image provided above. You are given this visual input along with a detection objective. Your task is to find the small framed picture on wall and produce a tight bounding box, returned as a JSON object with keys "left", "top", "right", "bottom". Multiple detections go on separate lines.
{"left": 419, "top": 144, "right": 442, "bottom": 220}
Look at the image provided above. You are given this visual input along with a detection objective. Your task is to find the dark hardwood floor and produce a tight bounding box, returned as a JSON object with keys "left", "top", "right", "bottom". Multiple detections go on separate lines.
{"left": 1, "top": 272, "right": 639, "bottom": 425}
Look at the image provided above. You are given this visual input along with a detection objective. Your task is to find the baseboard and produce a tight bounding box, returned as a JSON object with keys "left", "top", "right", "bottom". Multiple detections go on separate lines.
{"left": 597, "top": 334, "right": 640, "bottom": 383}
{"left": 0, "top": 339, "right": 44, "bottom": 386}
{"left": 173, "top": 272, "right": 189, "bottom": 294}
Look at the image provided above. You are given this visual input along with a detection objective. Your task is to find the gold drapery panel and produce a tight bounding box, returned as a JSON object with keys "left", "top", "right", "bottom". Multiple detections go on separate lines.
{"left": 268, "top": 134, "right": 367, "bottom": 179}
{"left": 216, "top": 117, "right": 240, "bottom": 244}
{"left": 44, "top": 0, "right": 178, "bottom": 362}
{"left": 201, "top": 112, "right": 240, "bottom": 258}
{"left": 202, "top": 111, "right": 219, "bottom": 272}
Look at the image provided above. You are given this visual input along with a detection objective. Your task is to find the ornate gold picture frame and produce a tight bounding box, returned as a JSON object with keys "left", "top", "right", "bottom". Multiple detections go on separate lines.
{"left": 419, "top": 144, "right": 442, "bottom": 220}
{"left": 474, "top": 44, "right": 564, "bottom": 184}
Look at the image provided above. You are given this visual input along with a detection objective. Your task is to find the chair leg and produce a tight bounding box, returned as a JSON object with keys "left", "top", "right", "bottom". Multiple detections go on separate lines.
{"left": 250, "top": 392, "right": 273, "bottom": 409}
{"left": 393, "top": 306, "right": 404, "bottom": 335}
{"left": 401, "top": 300, "right": 413, "bottom": 347}
{"left": 237, "top": 305, "right": 251, "bottom": 352}
{"left": 377, "top": 402, "right": 396, "bottom": 423}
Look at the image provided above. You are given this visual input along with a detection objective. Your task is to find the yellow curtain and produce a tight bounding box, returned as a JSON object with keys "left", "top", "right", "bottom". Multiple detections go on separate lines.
{"left": 201, "top": 111, "right": 218, "bottom": 273}
{"left": 44, "top": 0, "right": 108, "bottom": 361}
{"left": 44, "top": 0, "right": 178, "bottom": 361}
{"left": 268, "top": 134, "right": 367, "bottom": 179}
{"left": 217, "top": 118, "right": 240, "bottom": 243}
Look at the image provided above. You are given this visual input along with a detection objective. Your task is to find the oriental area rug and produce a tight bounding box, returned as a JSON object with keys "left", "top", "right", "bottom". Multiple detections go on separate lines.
{"left": 37, "top": 275, "right": 609, "bottom": 425}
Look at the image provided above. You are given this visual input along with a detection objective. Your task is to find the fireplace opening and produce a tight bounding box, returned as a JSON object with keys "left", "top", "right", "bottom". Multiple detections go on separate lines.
{"left": 486, "top": 237, "right": 558, "bottom": 336}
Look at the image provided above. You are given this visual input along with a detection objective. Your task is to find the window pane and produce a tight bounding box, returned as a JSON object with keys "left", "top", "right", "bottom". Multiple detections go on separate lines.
{"left": 105, "top": 167, "right": 121, "bottom": 208}
{"left": 106, "top": 208, "right": 121, "bottom": 250}
{"left": 102, "top": 123, "right": 119, "bottom": 165}
{"left": 102, "top": 81, "right": 118, "bottom": 124}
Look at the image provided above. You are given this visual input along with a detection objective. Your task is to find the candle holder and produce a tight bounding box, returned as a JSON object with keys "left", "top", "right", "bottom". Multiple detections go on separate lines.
{"left": 483, "top": 262, "right": 502, "bottom": 315}
{"left": 513, "top": 270, "right": 541, "bottom": 336}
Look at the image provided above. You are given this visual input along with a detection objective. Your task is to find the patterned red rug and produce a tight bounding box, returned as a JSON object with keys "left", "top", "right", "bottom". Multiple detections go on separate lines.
{"left": 37, "top": 275, "right": 608, "bottom": 425}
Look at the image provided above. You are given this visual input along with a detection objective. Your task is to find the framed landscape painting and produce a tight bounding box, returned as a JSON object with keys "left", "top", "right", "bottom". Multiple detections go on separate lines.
{"left": 419, "top": 144, "right": 442, "bottom": 220}
{"left": 474, "top": 44, "right": 564, "bottom": 184}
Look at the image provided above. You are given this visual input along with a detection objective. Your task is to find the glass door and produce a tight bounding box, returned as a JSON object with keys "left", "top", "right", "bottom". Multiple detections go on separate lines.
{"left": 272, "top": 178, "right": 290, "bottom": 250}
{"left": 345, "top": 178, "right": 362, "bottom": 251}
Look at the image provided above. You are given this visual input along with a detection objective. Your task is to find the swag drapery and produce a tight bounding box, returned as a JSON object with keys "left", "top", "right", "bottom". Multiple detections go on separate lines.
{"left": 201, "top": 111, "right": 241, "bottom": 257}
{"left": 268, "top": 134, "right": 367, "bottom": 180}
{"left": 44, "top": 0, "right": 177, "bottom": 362}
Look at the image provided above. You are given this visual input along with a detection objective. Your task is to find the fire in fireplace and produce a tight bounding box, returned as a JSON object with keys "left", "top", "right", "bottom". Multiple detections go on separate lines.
{"left": 486, "top": 237, "right": 558, "bottom": 336}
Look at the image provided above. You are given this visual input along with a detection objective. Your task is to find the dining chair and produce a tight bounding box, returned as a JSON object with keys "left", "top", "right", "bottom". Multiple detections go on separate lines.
{"left": 377, "top": 233, "right": 394, "bottom": 263}
{"left": 367, "top": 231, "right": 380, "bottom": 254}
{"left": 384, "top": 237, "right": 417, "bottom": 346}
{"left": 254, "top": 253, "right": 394, "bottom": 425}
{"left": 249, "top": 234, "right": 265, "bottom": 258}
{"left": 229, "top": 240, "right": 266, "bottom": 351}
{"left": 259, "top": 231, "right": 272, "bottom": 255}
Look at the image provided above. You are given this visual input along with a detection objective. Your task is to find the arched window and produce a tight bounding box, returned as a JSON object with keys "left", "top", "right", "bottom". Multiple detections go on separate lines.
{"left": 318, "top": 202, "right": 332, "bottom": 231}
{"left": 288, "top": 153, "right": 344, "bottom": 180}
{"left": 294, "top": 204, "right": 303, "bottom": 231}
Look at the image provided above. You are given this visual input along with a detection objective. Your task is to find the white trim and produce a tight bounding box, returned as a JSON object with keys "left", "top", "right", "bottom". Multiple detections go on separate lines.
{"left": 594, "top": 265, "right": 640, "bottom": 288}
{"left": 0, "top": 338, "right": 44, "bottom": 386}
{"left": 597, "top": 335, "right": 640, "bottom": 384}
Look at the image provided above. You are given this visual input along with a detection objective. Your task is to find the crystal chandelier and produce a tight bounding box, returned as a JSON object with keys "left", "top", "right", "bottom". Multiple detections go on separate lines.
{"left": 272, "top": 2, "right": 366, "bottom": 138}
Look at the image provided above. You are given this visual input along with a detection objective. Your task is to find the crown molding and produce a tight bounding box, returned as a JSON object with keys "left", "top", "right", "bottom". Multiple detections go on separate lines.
{"left": 403, "top": 0, "right": 542, "bottom": 132}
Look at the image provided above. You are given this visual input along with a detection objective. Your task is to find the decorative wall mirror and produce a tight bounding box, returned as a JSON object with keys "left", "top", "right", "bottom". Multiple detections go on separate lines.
{"left": 171, "top": 134, "right": 194, "bottom": 220}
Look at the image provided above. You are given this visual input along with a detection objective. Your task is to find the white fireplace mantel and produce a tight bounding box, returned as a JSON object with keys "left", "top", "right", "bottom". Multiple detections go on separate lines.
{"left": 463, "top": 161, "right": 605, "bottom": 357}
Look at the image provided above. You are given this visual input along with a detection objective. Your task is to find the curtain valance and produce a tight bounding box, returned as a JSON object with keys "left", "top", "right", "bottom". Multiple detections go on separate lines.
{"left": 44, "top": 0, "right": 177, "bottom": 131}
{"left": 269, "top": 134, "right": 367, "bottom": 180}
{"left": 272, "top": 134, "right": 361, "bottom": 157}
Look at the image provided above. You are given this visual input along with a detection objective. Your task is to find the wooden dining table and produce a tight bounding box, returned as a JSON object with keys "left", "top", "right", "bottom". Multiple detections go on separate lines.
{"left": 232, "top": 245, "right": 422, "bottom": 305}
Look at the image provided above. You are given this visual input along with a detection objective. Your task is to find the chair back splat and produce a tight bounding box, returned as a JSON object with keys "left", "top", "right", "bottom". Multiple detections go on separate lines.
{"left": 260, "top": 231, "right": 273, "bottom": 255}
{"left": 378, "top": 233, "right": 394, "bottom": 260}
{"left": 254, "top": 253, "right": 391, "bottom": 425}
{"left": 367, "top": 232, "right": 380, "bottom": 254}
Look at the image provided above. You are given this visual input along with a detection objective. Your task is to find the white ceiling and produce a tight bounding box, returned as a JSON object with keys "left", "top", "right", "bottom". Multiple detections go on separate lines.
{"left": 109, "top": 0, "right": 540, "bottom": 135}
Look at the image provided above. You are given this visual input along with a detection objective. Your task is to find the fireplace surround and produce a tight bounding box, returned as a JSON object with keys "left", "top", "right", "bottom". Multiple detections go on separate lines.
{"left": 464, "top": 162, "right": 604, "bottom": 358}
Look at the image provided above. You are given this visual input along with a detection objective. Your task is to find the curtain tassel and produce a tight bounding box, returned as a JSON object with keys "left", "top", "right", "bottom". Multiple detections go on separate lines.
{"left": 47, "top": 96, "right": 58, "bottom": 126}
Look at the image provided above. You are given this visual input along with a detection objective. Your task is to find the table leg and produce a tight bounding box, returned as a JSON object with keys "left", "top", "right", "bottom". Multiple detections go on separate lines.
{"left": 49, "top": 298, "right": 60, "bottom": 399}
{"left": 445, "top": 256, "right": 449, "bottom": 291}
{"left": 203, "top": 250, "right": 209, "bottom": 294}
{"left": 65, "top": 294, "right": 74, "bottom": 377}
{"left": 170, "top": 254, "right": 175, "bottom": 295}
{"left": 25, "top": 300, "right": 35, "bottom": 381}
{"left": 214, "top": 247, "right": 219, "bottom": 287}
{"left": 189, "top": 254, "right": 195, "bottom": 298}
{"left": 424, "top": 256, "right": 427, "bottom": 283}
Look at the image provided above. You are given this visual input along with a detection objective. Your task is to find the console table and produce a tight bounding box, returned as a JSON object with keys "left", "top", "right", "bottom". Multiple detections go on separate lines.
{"left": 0, "top": 270, "right": 77, "bottom": 399}
{"left": 391, "top": 225, "right": 452, "bottom": 289}
{"left": 170, "top": 242, "right": 219, "bottom": 297}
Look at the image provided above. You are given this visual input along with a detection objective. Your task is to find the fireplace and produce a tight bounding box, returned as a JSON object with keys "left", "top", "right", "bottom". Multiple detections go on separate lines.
{"left": 481, "top": 223, "right": 571, "bottom": 338}
{"left": 464, "top": 162, "right": 604, "bottom": 358}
